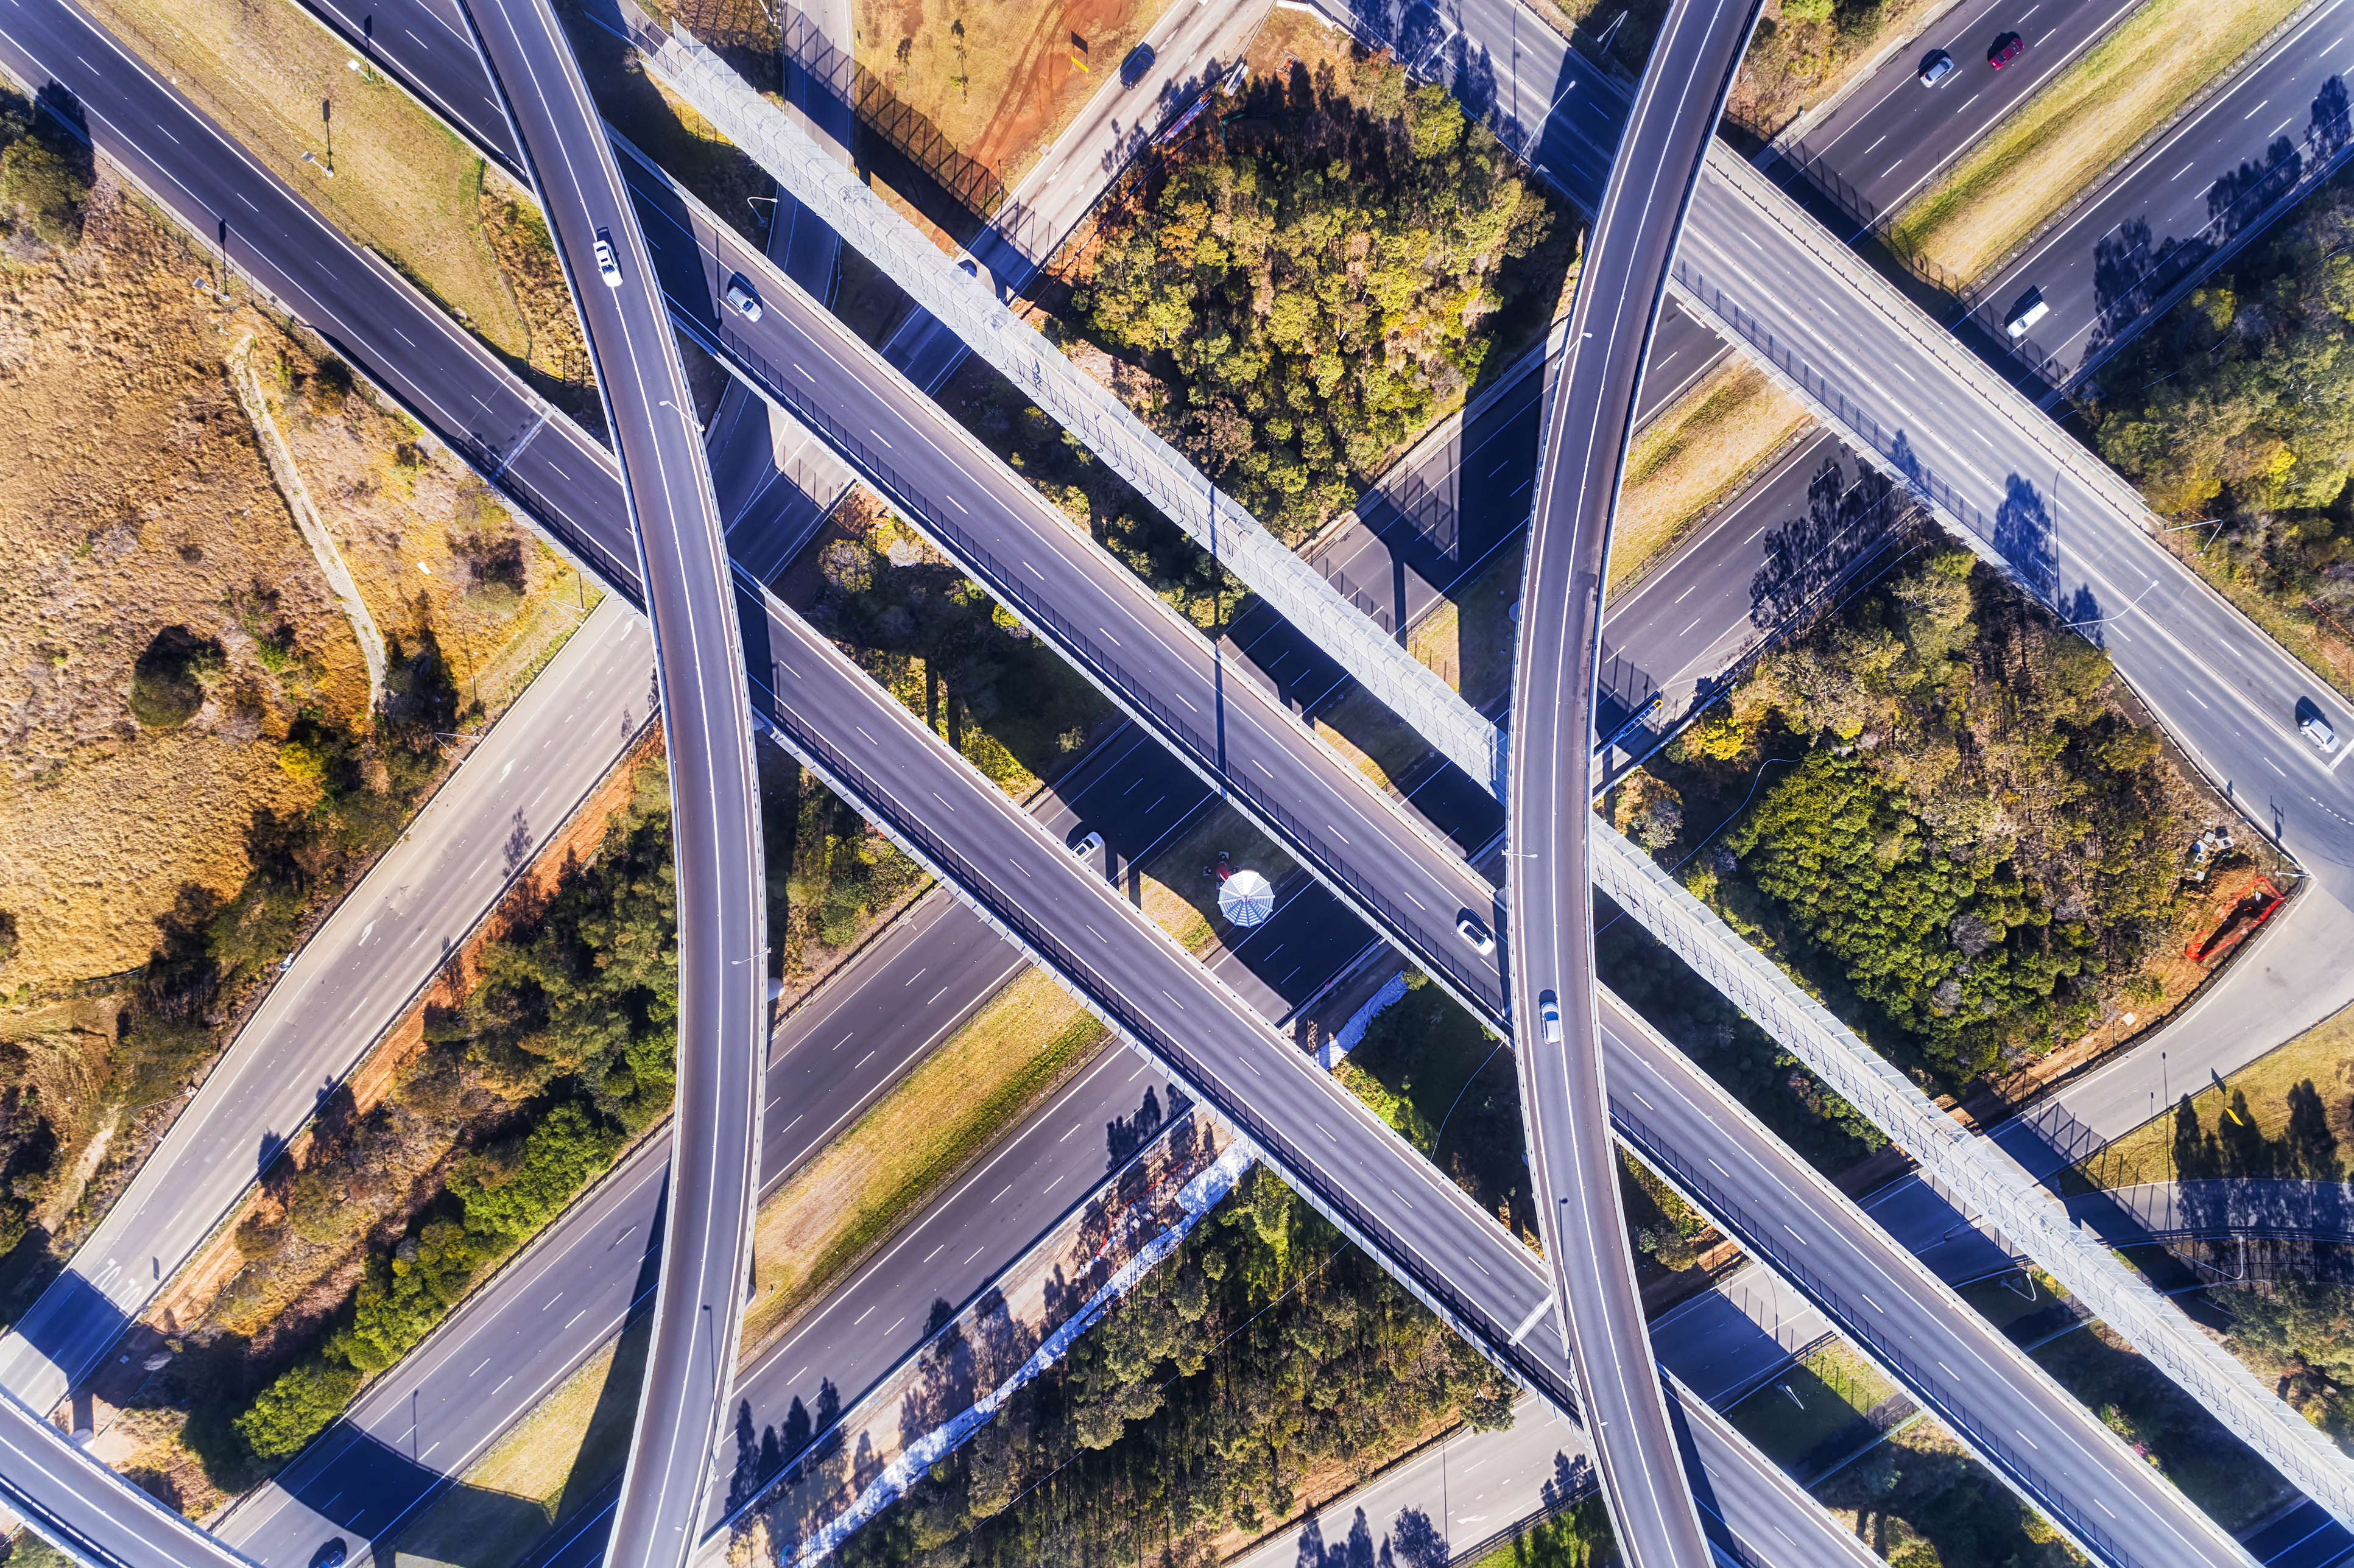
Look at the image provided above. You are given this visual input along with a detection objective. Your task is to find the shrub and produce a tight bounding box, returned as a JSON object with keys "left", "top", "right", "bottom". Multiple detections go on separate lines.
{"left": 127, "top": 626, "right": 223, "bottom": 729}
{"left": 0, "top": 137, "right": 88, "bottom": 248}
{"left": 233, "top": 1356, "right": 361, "bottom": 1460}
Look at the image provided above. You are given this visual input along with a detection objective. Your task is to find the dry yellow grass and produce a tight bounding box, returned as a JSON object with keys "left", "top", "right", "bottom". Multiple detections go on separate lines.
{"left": 0, "top": 176, "right": 590, "bottom": 993}
{"left": 386, "top": 1337, "right": 641, "bottom": 1568}
{"left": 1887, "top": 0, "right": 2306, "bottom": 279}
{"left": 76, "top": 0, "right": 588, "bottom": 400}
{"left": 2075, "top": 1004, "right": 2354, "bottom": 1190}
{"left": 1612, "top": 362, "right": 1810, "bottom": 595}
{"left": 739, "top": 967, "right": 1107, "bottom": 1359}
{"left": 856, "top": 0, "right": 1169, "bottom": 186}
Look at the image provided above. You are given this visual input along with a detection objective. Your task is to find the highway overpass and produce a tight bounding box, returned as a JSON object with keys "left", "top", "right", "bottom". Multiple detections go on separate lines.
{"left": 456, "top": 4, "right": 769, "bottom": 1567}
{"left": 1504, "top": 0, "right": 1760, "bottom": 1555}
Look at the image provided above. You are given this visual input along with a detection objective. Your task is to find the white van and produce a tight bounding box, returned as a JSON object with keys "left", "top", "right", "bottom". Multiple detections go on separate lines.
{"left": 2005, "top": 287, "right": 2048, "bottom": 339}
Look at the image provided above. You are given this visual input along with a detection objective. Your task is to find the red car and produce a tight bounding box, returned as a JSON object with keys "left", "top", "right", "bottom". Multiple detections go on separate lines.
{"left": 1989, "top": 30, "right": 2025, "bottom": 67}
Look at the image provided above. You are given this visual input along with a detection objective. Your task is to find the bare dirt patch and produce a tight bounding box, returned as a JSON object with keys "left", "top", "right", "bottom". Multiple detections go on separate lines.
{"left": 855, "top": 0, "right": 1169, "bottom": 188}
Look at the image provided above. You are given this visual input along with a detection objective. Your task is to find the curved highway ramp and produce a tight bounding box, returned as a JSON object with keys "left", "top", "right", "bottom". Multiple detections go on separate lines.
{"left": 457, "top": 5, "right": 769, "bottom": 1568}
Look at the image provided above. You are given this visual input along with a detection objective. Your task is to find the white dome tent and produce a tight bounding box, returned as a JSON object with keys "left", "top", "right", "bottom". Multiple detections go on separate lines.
{"left": 1215, "top": 864, "right": 1274, "bottom": 927}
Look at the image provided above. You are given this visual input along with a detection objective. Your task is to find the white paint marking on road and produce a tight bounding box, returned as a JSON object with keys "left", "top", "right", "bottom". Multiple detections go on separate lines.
{"left": 855, "top": 726, "right": 876, "bottom": 744}
{"left": 470, "top": 1357, "right": 492, "bottom": 1377}
{"left": 1678, "top": 616, "right": 1704, "bottom": 638}
{"left": 2015, "top": 1429, "right": 2039, "bottom": 1451}
{"left": 1673, "top": 582, "right": 1699, "bottom": 603}
{"left": 2186, "top": 689, "right": 2210, "bottom": 709}
{"left": 2266, "top": 756, "right": 2288, "bottom": 776}
{"left": 2244, "top": 98, "right": 2271, "bottom": 120}
{"left": 950, "top": 496, "right": 967, "bottom": 513}
{"left": 2171, "top": 161, "right": 2195, "bottom": 180}
{"left": 990, "top": 1182, "right": 1015, "bottom": 1203}
{"left": 1158, "top": 990, "right": 1185, "bottom": 1010}
{"left": 1010, "top": 859, "right": 1031, "bottom": 877}
{"left": 1861, "top": 1293, "right": 1882, "bottom": 1313}
{"left": 923, "top": 1243, "right": 946, "bottom": 1262}
{"left": 868, "top": 429, "right": 893, "bottom": 449}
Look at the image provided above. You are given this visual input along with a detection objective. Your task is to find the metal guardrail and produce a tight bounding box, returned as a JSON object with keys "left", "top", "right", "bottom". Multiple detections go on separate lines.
{"left": 633, "top": 16, "right": 1506, "bottom": 795}
{"left": 694, "top": 315, "right": 1509, "bottom": 1021}
{"left": 742, "top": 648, "right": 1587, "bottom": 1436}
{"left": 1613, "top": 1103, "right": 2142, "bottom": 1568}
{"left": 1591, "top": 820, "right": 2354, "bottom": 1539}
{"left": 1671, "top": 258, "right": 2020, "bottom": 572}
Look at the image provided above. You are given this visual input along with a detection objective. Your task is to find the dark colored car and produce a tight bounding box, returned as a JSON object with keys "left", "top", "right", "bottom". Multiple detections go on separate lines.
{"left": 1988, "top": 30, "right": 2024, "bottom": 67}
{"left": 1119, "top": 43, "right": 1155, "bottom": 88}
{"left": 312, "top": 1544, "right": 349, "bottom": 1568}
{"left": 1918, "top": 49, "right": 1955, "bottom": 85}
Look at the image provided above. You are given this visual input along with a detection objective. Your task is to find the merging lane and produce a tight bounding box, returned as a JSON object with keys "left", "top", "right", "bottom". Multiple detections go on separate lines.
{"left": 0, "top": 5, "right": 2261, "bottom": 1560}
{"left": 458, "top": 5, "right": 768, "bottom": 1567}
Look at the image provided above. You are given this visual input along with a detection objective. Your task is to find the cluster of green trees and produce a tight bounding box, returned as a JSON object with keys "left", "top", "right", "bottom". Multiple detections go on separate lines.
{"left": 0, "top": 87, "right": 92, "bottom": 250}
{"left": 2088, "top": 180, "right": 2354, "bottom": 650}
{"left": 1657, "top": 547, "right": 2191, "bottom": 1086}
{"left": 842, "top": 1165, "right": 1520, "bottom": 1566}
{"left": 1070, "top": 52, "right": 1573, "bottom": 541}
{"left": 227, "top": 761, "right": 675, "bottom": 1465}
{"left": 2225, "top": 1280, "right": 2354, "bottom": 1444}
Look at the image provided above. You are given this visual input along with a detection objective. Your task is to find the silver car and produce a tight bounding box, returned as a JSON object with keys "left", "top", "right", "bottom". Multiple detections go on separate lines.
{"left": 724, "top": 274, "right": 761, "bottom": 322}
{"left": 1539, "top": 990, "right": 1563, "bottom": 1045}
{"left": 1919, "top": 49, "right": 1955, "bottom": 85}
{"left": 592, "top": 229, "right": 622, "bottom": 289}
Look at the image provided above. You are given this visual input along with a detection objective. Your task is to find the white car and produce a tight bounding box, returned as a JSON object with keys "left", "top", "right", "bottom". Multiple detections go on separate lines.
{"left": 1070, "top": 829, "right": 1105, "bottom": 860}
{"left": 724, "top": 274, "right": 761, "bottom": 321}
{"left": 2302, "top": 713, "right": 2338, "bottom": 751}
{"left": 593, "top": 229, "right": 622, "bottom": 288}
{"left": 1456, "top": 912, "right": 1495, "bottom": 955}
{"left": 1539, "top": 991, "right": 1563, "bottom": 1045}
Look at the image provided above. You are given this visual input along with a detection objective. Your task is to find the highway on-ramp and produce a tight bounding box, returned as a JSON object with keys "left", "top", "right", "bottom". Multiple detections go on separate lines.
{"left": 1506, "top": 0, "right": 1757, "bottom": 1557}
{"left": 459, "top": 4, "right": 768, "bottom": 1567}
{"left": 0, "top": 599, "right": 654, "bottom": 1413}
{"left": 0, "top": 4, "right": 2263, "bottom": 1559}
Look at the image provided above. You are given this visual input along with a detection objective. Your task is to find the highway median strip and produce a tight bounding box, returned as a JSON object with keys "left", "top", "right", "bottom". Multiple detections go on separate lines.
{"left": 1885, "top": 0, "right": 2311, "bottom": 281}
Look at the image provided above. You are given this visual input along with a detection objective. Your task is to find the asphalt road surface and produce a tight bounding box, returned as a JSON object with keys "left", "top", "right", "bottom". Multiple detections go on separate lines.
{"left": 0, "top": 598, "right": 655, "bottom": 1412}
{"left": 0, "top": 1384, "right": 256, "bottom": 1568}
{"left": 0, "top": 3, "right": 2268, "bottom": 1558}
{"left": 873, "top": 0, "right": 1274, "bottom": 393}
{"left": 460, "top": 5, "right": 768, "bottom": 1568}
{"left": 1225, "top": 1392, "right": 1590, "bottom": 1568}
{"left": 1790, "top": 0, "right": 2150, "bottom": 217}
{"left": 1976, "top": 0, "right": 2354, "bottom": 376}
{"left": 1507, "top": 0, "right": 1757, "bottom": 1554}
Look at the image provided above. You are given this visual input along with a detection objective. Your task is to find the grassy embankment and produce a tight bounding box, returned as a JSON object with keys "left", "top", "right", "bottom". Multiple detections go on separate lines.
{"left": 1887, "top": 0, "right": 2308, "bottom": 279}
{"left": 78, "top": 0, "right": 593, "bottom": 420}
